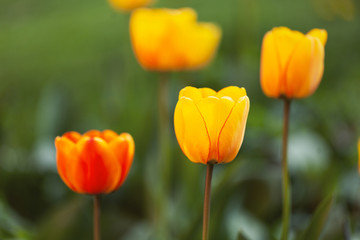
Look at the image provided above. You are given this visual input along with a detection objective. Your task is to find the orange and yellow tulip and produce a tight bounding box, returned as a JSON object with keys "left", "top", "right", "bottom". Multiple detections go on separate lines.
{"left": 108, "top": 0, "right": 153, "bottom": 11}
{"left": 55, "top": 130, "right": 134, "bottom": 194}
{"left": 174, "top": 86, "right": 250, "bottom": 164}
{"left": 129, "top": 8, "right": 221, "bottom": 71}
{"left": 260, "top": 27, "right": 327, "bottom": 99}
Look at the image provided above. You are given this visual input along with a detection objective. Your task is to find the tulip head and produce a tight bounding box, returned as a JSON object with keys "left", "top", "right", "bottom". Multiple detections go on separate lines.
{"left": 55, "top": 130, "right": 135, "bottom": 195}
{"left": 108, "top": 0, "right": 153, "bottom": 11}
{"left": 174, "top": 86, "right": 250, "bottom": 164}
{"left": 130, "top": 8, "right": 221, "bottom": 71}
{"left": 260, "top": 27, "right": 327, "bottom": 99}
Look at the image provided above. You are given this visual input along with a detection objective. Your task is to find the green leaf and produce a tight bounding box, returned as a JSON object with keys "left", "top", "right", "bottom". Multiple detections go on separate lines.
{"left": 300, "top": 192, "right": 335, "bottom": 240}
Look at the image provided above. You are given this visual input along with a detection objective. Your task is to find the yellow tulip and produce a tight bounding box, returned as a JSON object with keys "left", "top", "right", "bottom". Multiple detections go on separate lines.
{"left": 129, "top": 8, "right": 221, "bottom": 71}
{"left": 108, "top": 0, "right": 153, "bottom": 11}
{"left": 174, "top": 86, "right": 250, "bottom": 164}
{"left": 260, "top": 27, "right": 327, "bottom": 99}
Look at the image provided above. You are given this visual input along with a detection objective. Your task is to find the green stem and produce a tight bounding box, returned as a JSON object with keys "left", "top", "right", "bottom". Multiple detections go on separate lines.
{"left": 203, "top": 164, "right": 214, "bottom": 240}
{"left": 281, "top": 99, "right": 291, "bottom": 240}
{"left": 93, "top": 195, "right": 100, "bottom": 240}
{"left": 155, "top": 73, "right": 170, "bottom": 238}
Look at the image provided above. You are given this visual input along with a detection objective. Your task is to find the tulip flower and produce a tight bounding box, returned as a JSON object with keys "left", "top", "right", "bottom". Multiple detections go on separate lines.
{"left": 174, "top": 86, "right": 249, "bottom": 240}
{"left": 174, "top": 86, "right": 250, "bottom": 164}
{"left": 55, "top": 130, "right": 134, "bottom": 240}
{"left": 55, "top": 130, "right": 135, "bottom": 194}
{"left": 260, "top": 27, "right": 327, "bottom": 99}
{"left": 129, "top": 8, "right": 221, "bottom": 71}
{"left": 108, "top": 0, "right": 153, "bottom": 11}
{"left": 260, "top": 26, "right": 328, "bottom": 240}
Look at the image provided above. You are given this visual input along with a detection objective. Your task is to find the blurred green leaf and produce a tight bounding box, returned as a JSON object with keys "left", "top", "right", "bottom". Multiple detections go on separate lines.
{"left": 299, "top": 192, "right": 335, "bottom": 240}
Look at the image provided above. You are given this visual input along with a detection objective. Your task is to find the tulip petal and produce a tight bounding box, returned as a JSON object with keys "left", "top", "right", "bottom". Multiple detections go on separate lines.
{"left": 285, "top": 36, "right": 314, "bottom": 98}
{"left": 55, "top": 136, "right": 81, "bottom": 193}
{"left": 101, "top": 130, "right": 119, "bottom": 143}
{"left": 75, "top": 137, "right": 121, "bottom": 194}
{"left": 63, "top": 131, "right": 82, "bottom": 143}
{"left": 196, "top": 96, "right": 235, "bottom": 162}
{"left": 307, "top": 29, "right": 327, "bottom": 46}
{"left": 184, "top": 23, "right": 221, "bottom": 69}
{"left": 174, "top": 97, "right": 210, "bottom": 164}
{"left": 260, "top": 31, "right": 281, "bottom": 98}
{"left": 84, "top": 130, "right": 101, "bottom": 138}
{"left": 307, "top": 37, "right": 325, "bottom": 97}
{"left": 218, "top": 96, "right": 250, "bottom": 163}
{"left": 217, "top": 86, "right": 247, "bottom": 102}
{"left": 109, "top": 0, "right": 152, "bottom": 11}
{"left": 109, "top": 133, "right": 135, "bottom": 189}
{"left": 273, "top": 27, "right": 304, "bottom": 73}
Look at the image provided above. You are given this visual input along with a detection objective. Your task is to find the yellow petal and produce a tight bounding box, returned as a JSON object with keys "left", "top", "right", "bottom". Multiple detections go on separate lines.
{"left": 216, "top": 86, "right": 247, "bottom": 102}
{"left": 285, "top": 36, "right": 314, "bottom": 98}
{"left": 260, "top": 30, "right": 281, "bottom": 98}
{"left": 130, "top": 8, "right": 221, "bottom": 71}
{"left": 307, "top": 28, "right": 327, "bottom": 46}
{"left": 196, "top": 96, "right": 235, "bottom": 162}
{"left": 218, "top": 96, "right": 250, "bottom": 163}
{"left": 182, "top": 22, "right": 221, "bottom": 70}
{"left": 174, "top": 97, "right": 210, "bottom": 164}
{"left": 109, "top": 0, "right": 153, "bottom": 11}
{"left": 273, "top": 27, "right": 304, "bottom": 73}
{"left": 304, "top": 37, "right": 325, "bottom": 98}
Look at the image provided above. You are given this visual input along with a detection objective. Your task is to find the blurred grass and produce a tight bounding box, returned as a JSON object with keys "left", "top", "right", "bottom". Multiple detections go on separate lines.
{"left": 0, "top": 0, "right": 359, "bottom": 239}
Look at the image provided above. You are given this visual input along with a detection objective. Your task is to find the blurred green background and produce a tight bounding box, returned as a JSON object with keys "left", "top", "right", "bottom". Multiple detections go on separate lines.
{"left": 0, "top": 0, "right": 359, "bottom": 239}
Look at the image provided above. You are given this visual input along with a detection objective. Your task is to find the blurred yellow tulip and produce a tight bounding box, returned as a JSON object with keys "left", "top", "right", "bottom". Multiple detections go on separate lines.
{"left": 108, "top": 0, "right": 153, "bottom": 11}
{"left": 174, "top": 86, "right": 250, "bottom": 164}
{"left": 130, "top": 8, "right": 221, "bottom": 71}
{"left": 260, "top": 27, "right": 327, "bottom": 99}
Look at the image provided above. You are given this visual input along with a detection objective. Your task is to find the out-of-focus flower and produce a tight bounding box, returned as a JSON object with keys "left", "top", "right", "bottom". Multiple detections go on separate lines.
{"left": 108, "top": 0, "right": 153, "bottom": 12}
{"left": 174, "top": 86, "right": 250, "bottom": 164}
{"left": 260, "top": 27, "right": 327, "bottom": 99}
{"left": 130, "top": 8, "right": 221, "bottom": 71}
{"left": 55, "top": 130, "right": 134, "bottom": 194}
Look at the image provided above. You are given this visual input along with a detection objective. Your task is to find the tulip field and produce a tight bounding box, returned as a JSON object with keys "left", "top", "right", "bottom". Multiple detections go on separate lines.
{"left": 0, "top": 0, "right": 359, "bottom": 239}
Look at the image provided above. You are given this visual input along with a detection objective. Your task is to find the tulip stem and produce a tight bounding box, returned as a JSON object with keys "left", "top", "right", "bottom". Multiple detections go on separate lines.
{"left": 93, "top": 195, "right": 100, "bottom": 240}
{"left": 281, "top": 99, "right": 291, "bottom": 240}
{"left": 203, "top": 163, "right": 214, "bottom": 240}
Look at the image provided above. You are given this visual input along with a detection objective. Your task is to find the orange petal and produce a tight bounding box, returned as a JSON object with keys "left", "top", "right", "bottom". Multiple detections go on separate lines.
{"left": 260, "top": 30, "right": 281, "bottom": 98}
{"left": 62, "top": 131, "right": 82, "bottom": 143}
{"left": 84, "top": 130, "right": 101, "bottom": 138}
{"left": 273, "top": 27, "right": 304, "bottom": 74}
{"left": 285, "top": 36, "right": 314, "bottom": 98}
{"left": 75, "top": 137, "right": 121, "bottom": 194}
{"left": 196, "top": 96, "right": 235, "bottom": 162}
{"left": 218, "top": 96, "right": 250, "bottom": 163}
{"left": 109, "top": 0, "right": 153, "bottom": 11}
{"left": 55, "top": 136, "right": 82, "bottom": 193}
{"left": 307, "top": 28, "right": 327, "bottom": 46}
{"left": 300, "top": 37, "right": 325, "bottom": 98}
{"left": 174, "top": 97, "right": 210, "bottom": 164}
{"left": 109, "top": 133, "right": 135, "bottom": 190}
{"left": 101, "top": 130, "right": 119, "bottom": 143}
